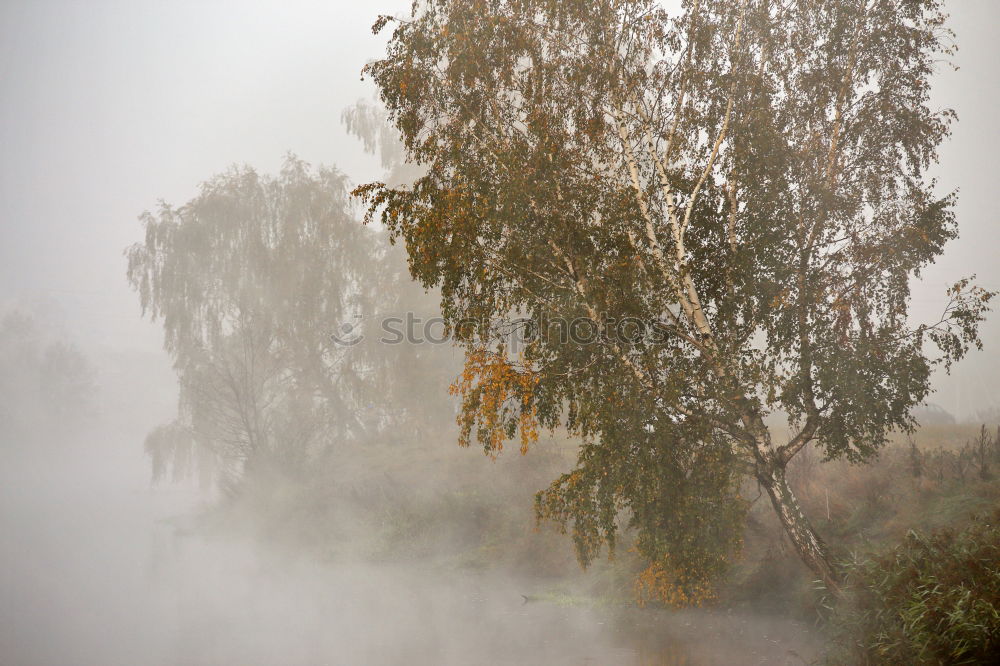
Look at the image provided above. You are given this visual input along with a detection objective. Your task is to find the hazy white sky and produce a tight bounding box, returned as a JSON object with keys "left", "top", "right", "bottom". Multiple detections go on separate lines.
{"left": 0, "top": 0, "right": 408, "bottom": 347}
{"left": 0, "top": 0, "right": 997, "bottom": 418}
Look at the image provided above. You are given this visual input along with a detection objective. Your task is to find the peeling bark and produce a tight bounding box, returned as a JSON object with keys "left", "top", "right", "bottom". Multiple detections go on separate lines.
{"left": 755, "top": 458, "right": 842, "bottom": 598}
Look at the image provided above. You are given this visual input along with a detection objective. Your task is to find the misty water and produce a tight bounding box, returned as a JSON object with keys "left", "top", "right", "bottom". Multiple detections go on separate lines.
{"left": 1, "top": 432, "right": 818, "bottom": 665}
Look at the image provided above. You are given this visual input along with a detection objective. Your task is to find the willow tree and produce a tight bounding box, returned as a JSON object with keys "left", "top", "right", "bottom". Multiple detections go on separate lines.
{"left": 356, "top": 0, "right": 993, "bottom": 593}
{"left": 128, "top": 157, "right": 401, "bottom": 489}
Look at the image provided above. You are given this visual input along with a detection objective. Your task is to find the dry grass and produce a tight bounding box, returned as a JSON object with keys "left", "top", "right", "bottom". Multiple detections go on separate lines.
{"left": 723, "top": 422, "right": 1000, "bottom": 615}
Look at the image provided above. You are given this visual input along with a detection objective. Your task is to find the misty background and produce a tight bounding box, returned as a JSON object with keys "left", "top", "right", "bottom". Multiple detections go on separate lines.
{"left": 1, "top": 1, "right": 998, "bottom": 664}
{"left": 1, "top": 0, "right": 997, "bottom": 421}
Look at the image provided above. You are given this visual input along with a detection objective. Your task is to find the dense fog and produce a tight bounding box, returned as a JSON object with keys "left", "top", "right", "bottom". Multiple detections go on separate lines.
{"left": 0, "top": 307, "right": 818, "bottom": 664}
{"left": 2, "top": 1, "right": 999, "bottom": 664}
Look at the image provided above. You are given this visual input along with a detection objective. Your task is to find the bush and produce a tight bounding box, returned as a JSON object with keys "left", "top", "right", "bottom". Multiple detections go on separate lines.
{"left": 827, "top": 509, "right": 1000, "bottom": 664}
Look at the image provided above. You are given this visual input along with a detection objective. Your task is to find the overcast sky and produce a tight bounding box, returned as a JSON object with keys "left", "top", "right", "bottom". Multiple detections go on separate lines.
{"left": 1, "top": 0, "right": 997, "bottom": 419}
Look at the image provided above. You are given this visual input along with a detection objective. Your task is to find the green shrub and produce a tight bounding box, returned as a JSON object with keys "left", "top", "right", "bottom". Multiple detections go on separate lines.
{"left": 827, "top": 509, "right": 1000, "bottom": 664}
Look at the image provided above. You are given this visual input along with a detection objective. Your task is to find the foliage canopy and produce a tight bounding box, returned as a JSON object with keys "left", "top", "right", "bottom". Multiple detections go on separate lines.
{"left": 357, "top": 0, "right": 992, "bottom": 594}
{"left": 128, "top": 157, "right": 442, "bottom": 488}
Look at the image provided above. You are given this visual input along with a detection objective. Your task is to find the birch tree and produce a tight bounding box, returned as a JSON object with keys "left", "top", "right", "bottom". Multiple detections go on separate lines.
{"left": 356, "top": 0, "right": 993, "bottom": 594}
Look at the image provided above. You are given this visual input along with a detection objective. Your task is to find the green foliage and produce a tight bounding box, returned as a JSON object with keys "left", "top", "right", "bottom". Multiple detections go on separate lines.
{"left": 358, "top": 0, "right": 992, "bottom": 590}
{"left": 827, "top": 510, "right": 1000, "bottom": 665}
{"left": 359, "top": 0, "right": 991, "bottom": 462}
{"left": 537, "top": 411, "right": 748, "bottom": 606}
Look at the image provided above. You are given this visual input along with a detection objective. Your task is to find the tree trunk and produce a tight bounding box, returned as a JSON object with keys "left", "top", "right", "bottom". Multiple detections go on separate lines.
{"left": 755, "top": 461, "right": 842, "bottom": 598}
